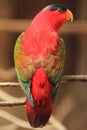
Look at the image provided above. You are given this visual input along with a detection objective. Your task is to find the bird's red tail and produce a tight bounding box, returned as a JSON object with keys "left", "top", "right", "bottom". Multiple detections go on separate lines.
{"left": 31, "top": 68, "right": 52, "bottom": 106}
{"left": 26, "top": 68, "right": 52, "bottom": 127}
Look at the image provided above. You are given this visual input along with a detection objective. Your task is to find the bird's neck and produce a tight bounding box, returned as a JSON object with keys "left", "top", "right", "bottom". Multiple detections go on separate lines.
{"left": 22, "top": 23, "right": 60, "bottom": 60}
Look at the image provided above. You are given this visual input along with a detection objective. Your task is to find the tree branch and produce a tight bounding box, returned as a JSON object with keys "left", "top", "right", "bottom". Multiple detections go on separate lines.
{"left": 0, "top": 74, "right": 87, "bottom": 107}
{"left": 0, "top": 75, "right": 87, "bottom": 88}
{"left": 0, "top": 74, "right": 85, "bottom": 130}
{"left": 0, "top": 82, "right": 19, "bottom": 87}
{"left": 0, "top": 100, "right": 25, "bottom": 107}
{"left": 62, "top": 75, "right": 87, "bottom": 82}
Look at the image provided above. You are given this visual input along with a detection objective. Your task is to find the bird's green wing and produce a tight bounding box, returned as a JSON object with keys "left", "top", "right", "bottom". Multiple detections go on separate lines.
{"left": 14, "top": 33, "right": 36, "bottom": 106}
{"left": 44, "top": 38, "right": 65, "bottom": 101}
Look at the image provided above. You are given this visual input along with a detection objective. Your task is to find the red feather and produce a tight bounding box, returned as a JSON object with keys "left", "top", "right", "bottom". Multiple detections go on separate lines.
{"left": 22, "top": 11, "right": 66, "bottom": 60}
{"left": 26, "top": 68, "right": 52, "bottom": 127}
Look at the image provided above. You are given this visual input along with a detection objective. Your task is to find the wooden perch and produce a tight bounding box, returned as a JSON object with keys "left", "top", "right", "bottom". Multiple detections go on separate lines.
{"left": 0, "top": 74, "right": 87, "bottom": 107}
{"left": 0, "top": 74, "right": 87, "bottom": 88}
{"left": 0, "top": 100, "right": 25, "bottom": 107}
{"left": 62, "top": 75, "right": 87, "bottom": 82}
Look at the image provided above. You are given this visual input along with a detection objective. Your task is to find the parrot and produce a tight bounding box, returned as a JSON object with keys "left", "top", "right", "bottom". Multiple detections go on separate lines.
{"left": 14, "top": 4, "right": 73, "bottom": 128}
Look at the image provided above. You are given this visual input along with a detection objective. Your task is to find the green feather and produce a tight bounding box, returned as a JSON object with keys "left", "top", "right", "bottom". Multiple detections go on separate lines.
{"left": 14, "top": 33, "right": 34, "bottom": 107}
{"left": 49, "top": 38, "right": 65, "bottom": 101}
{"left": 51, "top": 69, "right": 63, "bottom": 101}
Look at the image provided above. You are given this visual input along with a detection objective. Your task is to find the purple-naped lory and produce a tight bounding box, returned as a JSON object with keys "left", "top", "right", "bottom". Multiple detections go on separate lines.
{"left": 14, "top": 4, "right": 73, "bottom": 128}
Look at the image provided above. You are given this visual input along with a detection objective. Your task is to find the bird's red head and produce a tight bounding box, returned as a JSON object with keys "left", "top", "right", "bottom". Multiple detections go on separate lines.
{"left": 28, "top": 4, "right": 73, "bottom": 32}
{"left": 40, "top": 4, "right": 73, "bottom": 31}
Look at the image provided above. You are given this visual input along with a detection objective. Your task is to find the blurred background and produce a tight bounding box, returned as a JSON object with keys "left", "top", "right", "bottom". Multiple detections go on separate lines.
{"left": 0, "top": 0, "right": 87, "bottom": 130}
